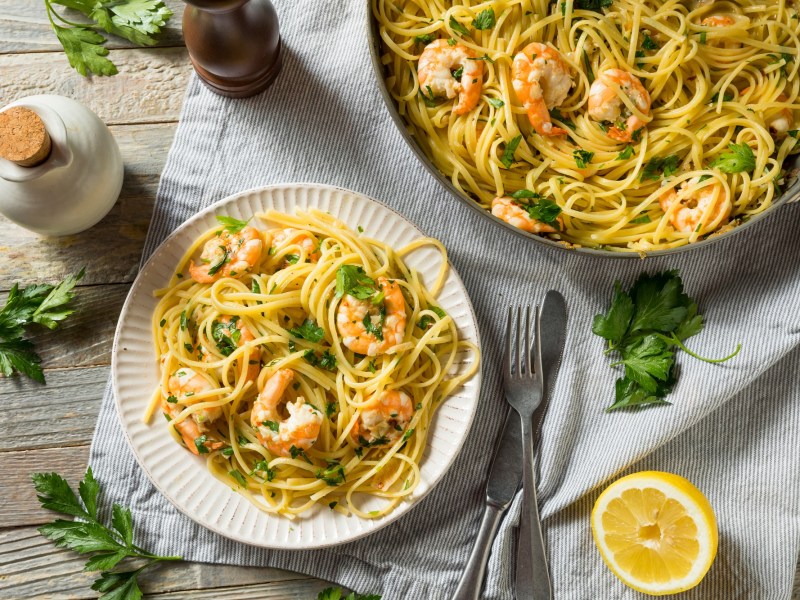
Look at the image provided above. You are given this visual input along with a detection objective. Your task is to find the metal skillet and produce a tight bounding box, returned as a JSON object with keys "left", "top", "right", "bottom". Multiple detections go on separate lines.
{"left": 365, "top": 3, "right": 800, "bottom": 259}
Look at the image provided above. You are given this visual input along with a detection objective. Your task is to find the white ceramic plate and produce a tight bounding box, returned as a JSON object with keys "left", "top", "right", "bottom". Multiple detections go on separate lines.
{"left": 113, "top": 183, "right": 482, "bottom": 549}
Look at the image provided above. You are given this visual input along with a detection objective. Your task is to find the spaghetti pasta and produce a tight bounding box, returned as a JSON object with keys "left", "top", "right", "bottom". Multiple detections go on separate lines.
{"left": 373, "top": 0, "right": 800, "bottom": 252}
{"left": 146, "top": 209, "right": 479, "bottom": 518}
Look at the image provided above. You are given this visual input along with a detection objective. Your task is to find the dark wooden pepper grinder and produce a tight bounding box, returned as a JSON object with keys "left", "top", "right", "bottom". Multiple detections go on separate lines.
{"left": 182, "top": 0, "right": 282, "bottom": 98}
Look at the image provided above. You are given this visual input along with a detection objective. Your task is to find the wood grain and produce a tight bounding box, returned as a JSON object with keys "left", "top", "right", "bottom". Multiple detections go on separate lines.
{"left": 0, "top": 367, "right": 106, "bottom": 453}
{"left": 0, "top": 446, "right": 90, "bottom": 527}
{"left": 0, "top": 0, "right": 185, "bottom": 54}
{"left": 0, "top": 48, "right": 190, "bottom": 126}
{"left": 0, "top": 525, "right": 328, "bottom": 600}
{"left": 0, "top": 122, "right": 175, "bottom": 289}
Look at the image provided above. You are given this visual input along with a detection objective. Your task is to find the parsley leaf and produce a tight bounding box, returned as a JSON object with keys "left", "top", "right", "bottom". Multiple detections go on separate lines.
{"left": 449, "top": 15, "right": 470, "bottom": 36}
{"left": 0, "top": 269, "right": 85, "bottom": 383}
{"left": 45, "top": 0, "right": 172, "bottom": 76}
{"left": 414, "top": 33, "right": 434, "bottom": 44}
{"left": 317, "top": 589, "right": 382, "bottom": 600}
{"left": 335, "top": 265, "right": 377, "bottom": 299}
{"left": 472, "top": 8, "right": 496, "bottom": 30}
{"left": 640, "top": 155, "right": 680, "bottom": 181}
{"left": 573, "top": 149, "right": 594, "bottom": 169}
{"left": 501, "top": 135, "right": 522, "bottom": 168}
{"left": 710, "top": 143, "right": 756, "bottom": 174}
{"left": 592, "top": 281, "right": 634, "bottom": 346}
{"left": 316, "top": 461, "right": 346, "bottom": 485}
{"left": 229, "top": 469, "right": 247, "bottom": 487}
{"left": 574, "top": 0, "right": 613, "bottom": 10}
{"left": 641, "top": 31, "right": 659, "bottom": 51}
{"left": 289, "top": 318, "right": 325, "bottom": 343}
{"left": 593, "top": 271, "right": 740, "bottom": 411}
{"left": 215, "top": 215, "right": 250, "bottom": 233}
{"left": 487, "top": 97, "right": 505, "bottom": 108}
{"left": 617, "top": 145, "right": 635, "bottom": 160}
{"left": 33, "top": 468, "right": 181, "bottom": 598}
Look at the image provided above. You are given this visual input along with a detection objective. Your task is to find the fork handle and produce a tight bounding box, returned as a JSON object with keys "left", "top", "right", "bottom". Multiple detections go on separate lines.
{"left": 451, "top": 503, "right": 504, "bottom": 600}
{"left": 515, "top": 416, "right": 552, "bottom": 600}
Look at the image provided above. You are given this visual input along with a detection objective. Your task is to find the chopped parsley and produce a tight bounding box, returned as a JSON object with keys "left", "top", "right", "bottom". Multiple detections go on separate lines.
{"left": 228, "top": 469, "right": 247, "bottom": 487}
{"left": 304, "top": 349, "right": 338, "bottom": 371}
{"left": 206, "top": 247, "right": 228, "bottom": 276}
{"left": 472, "top": 8, "right": 495, "bottom": 30}
{"left": 630, "top": 214, "right": 651, "bottom": 224}
{"left": 289, "top": 318, "right": 325, "bottom": 342}
{"left": 215, "top": 215, "right": 250, "bottom": 233}
{"left": 640, "top": 154, "right": 680, "bottom": 181}
{"left": 550, "top": 108, "right": 576, "bottom": 130}
{"left": 251, "top": 279, "right": 261, "bottom": 294}
{"left": 501, "top": 135, "right": 522, "bottom": 168}
{"left": 316, "top": 461, "right": 346, "bottom": 486}
{"left": 261, "top": 420, "right": 280, "bottom": 432}
{"left": 617, "top": 145, "right": 635, "bottom": 160}
{"left": 573, "top": 148, "right": 594, "bottom": 169}
{"left": 710, "top": 143, "right": 756, "bottom": 174}
{"left": 194, "top": 435, "right": 209, "bottom": 454}
{"left": 574, "top": 0, "right": 613, "bottom": 10}
{"left": 212, "top": 319, "right": 240, "bottom": 356}
{"left": 414, "top": 33, "right": 434, "bottom": 45}
{"left": 449, "top": 15, "right": 470, "bottom": 36}
{"left": 487, "top": 97, "right": 505, "bottom": 108}
{"left": 335, "top": 265, "right": 377, "bottom": 299}
{"left": 641, "top": 31, "right": 659, "bottom": 51}
{"left": 710, "top": 91, "right": 733, "bottom": 103}
{"left": 250, "top": 459, "right": 275, "bottom": 481}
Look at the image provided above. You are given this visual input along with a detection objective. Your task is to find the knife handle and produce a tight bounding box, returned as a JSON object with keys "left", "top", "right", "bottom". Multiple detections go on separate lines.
{"left": 451, "top": 502, "right": 504, "bottom": 600}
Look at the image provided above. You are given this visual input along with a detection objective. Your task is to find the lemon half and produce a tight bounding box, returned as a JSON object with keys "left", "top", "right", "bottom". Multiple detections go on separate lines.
{"left": 591, "top": 471, "right": 718, "bottom": 596}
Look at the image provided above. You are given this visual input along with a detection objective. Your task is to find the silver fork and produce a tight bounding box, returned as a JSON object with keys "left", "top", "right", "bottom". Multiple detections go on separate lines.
{"left": 504, "top": 306, "right": 552, "bottom": 600}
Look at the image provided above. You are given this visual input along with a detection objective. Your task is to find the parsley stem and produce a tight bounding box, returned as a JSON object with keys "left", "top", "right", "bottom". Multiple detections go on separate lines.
{"left": 662, "top": 332, "right": 742, "bottom": 363}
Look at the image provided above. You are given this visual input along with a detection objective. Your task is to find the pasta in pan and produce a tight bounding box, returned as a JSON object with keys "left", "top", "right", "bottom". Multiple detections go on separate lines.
{"left": 145, "top": 210, "right": 479, "bottom": 518}
{"left": 373, "top": 0, "right": 800, "bottom": 252}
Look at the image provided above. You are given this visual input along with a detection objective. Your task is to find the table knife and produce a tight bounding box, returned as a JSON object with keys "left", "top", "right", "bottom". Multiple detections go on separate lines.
{"left": 515, "top": 290, "right": 567, "bottom": 599}
{"left": 452, "top": 290, "right": 567, "bottom": 600}
{"left": 451, "top": 403, "right": 522, "bottom": 600}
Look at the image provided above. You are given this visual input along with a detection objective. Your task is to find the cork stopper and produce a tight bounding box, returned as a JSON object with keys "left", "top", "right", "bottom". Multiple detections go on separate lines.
{"left": 0, "top": 106, "right": 52, "bottom": 167}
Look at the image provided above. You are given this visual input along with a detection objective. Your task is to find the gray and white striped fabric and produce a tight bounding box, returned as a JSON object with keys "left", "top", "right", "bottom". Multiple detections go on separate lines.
{"left": 90, "top": 2, "right": 800, "bottom": 597}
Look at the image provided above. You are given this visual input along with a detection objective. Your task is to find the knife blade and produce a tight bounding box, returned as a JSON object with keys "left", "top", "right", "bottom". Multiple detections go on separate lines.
{"left": 451, "top": 290, "right": 567, "bottom": 600}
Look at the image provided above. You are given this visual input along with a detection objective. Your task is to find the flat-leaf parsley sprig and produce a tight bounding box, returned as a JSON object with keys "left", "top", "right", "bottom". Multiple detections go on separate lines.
{"left": 33, "top": 468, "right": 181, "bottom": 600}
{"left": 317, "top": 587, "right": 381, "bottom": 600}
{"left": 592, "top": 271, "right": 741, "bottom": 412}
{"left": 0, "top": 268, "right": 85, "bottom": 383}
{"left": 43, "top": 0, "right": 173, "bottom": 76}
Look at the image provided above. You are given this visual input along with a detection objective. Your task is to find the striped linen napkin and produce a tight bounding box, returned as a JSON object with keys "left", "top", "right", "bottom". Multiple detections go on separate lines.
{"left": 91, "top": 2, "right": 800, "bottom": 597}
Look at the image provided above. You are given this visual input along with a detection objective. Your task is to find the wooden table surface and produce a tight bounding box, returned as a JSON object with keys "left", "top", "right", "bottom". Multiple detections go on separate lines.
{"left": 0, "top": 2, "right": 335, "bottom": 597}
{"left": 1, "top": 2, "right": 799, "bottom": 598}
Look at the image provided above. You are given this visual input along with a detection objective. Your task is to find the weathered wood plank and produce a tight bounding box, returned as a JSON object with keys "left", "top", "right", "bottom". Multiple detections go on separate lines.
{"left": 0, "top": 121, "right": 176, "bottom": 288}
{"left": 0, "top": 283, "right": 130, "bottom": 369}
{"left": 0, "top": 47, "right": 190, "bottom": 125}
{"left": 0, "top": 446, "right": 90, "bottom": 527}
{"left": 0, "top": 368, "right": 105, "bottom": 454}
{"left": 0, "top": 525, "right": 327, "bottom": 600}
{"left": 0, "top": 0, "right": 184, "bottom": 54}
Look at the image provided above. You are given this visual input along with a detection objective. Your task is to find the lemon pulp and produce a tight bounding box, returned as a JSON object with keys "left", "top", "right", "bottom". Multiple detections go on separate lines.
{"left": 591, "top": 471, "right": 718, "bottom": 596}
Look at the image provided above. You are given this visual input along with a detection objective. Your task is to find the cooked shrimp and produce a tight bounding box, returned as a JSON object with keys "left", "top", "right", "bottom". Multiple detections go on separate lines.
{"left": 512, "top": 43, "right": 574, "bottom": 136}
{"left": 588, "top": 68, "right": 651, "bottom": 142}
{"left": 205, "top": 315, "right": 260, "bottom": 385}
{"left": 491, "top": 197, "right": 562, "bottom": 234}
{"left": 700, "top": 15, "right": 746, "bottom": 48}
{"left": 251, "top": 368, "right": 322, "bottom": 457}
{"left": 418, "top": 39, "right": 484, "bottom": 115}
{"left": 164, "top": 367, "right": 223, "bottom": 455}
{"left": 351, "top": 390, "right": 414, "bottom": 446}
{"left": 659, "top": 178, "right": 731, "bottom": 233}
{"left": 270, "top": 228, "right": 321, "bottom": 264}
{"left": 337, "top": 277, "right": 406, "bottom": 356}
{"left": 189, "top": 226, "right": 264, "bottom": 283}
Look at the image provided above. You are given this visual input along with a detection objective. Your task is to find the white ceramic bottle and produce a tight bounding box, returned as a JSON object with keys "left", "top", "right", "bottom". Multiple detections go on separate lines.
{"left": 0, "top": 94, "right": 123, "bottom": 236}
